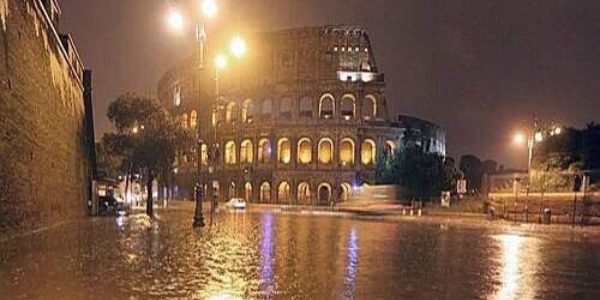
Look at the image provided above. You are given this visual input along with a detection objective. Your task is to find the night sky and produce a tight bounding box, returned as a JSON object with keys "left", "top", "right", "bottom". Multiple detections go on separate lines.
{"left": 60, "top": 0, "right": 600, "bottom": 169}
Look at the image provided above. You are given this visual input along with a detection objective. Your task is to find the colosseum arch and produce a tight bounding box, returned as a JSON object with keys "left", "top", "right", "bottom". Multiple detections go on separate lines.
{"left": 319, "top": 93, "right": 335, "bottom": 119}
{"left": 190, "top": 110, "right": 198, "bottom": 128}
{"left": 339, "top": 138, "right": 355, "bottom": 166}
{"left": 318, "top": 138, "right": 334, "bottom": 164}
{"left": 363, "top": 95, "right": 377, "bottom": 119}
{"left": 297, "top": 138, "right": 313, "bottom": 164}
{"left": 299, "top": 96, "right": 313, "bottom": 118}
{"left": 340, "top": 182, "right": 352, "bottom": 202}
{"left": 340, "top": 94, "right": 356, "bottom": 119}
{"left": 361, "top": 139, "right": 376, "bottom": 165}
{"left": 279, "top": 97, "right": 292, "bottom": 118}
{"left": 297, "top": 182, "right": 312, "bottom": 205}
{"left": 228, "top": 181, "right": 236, "bottom": 199}
{"left": 225, "top": 102, "right": 237, "bottom": 123}
{"left": 224, "top": 141, "right": 237, "bottom": 164}
{"left": 260, "top": 182, "right": 271, "bottom": 203}
{"left": 278, "top": 181, "right": 291, "bottom": 204}
{"left": 200, "top": 144, "right": 209, "bottom": 166}
{"left": 258, "top": 139, "right": 271, "bottom": 163}
{"left": 240, "top": 139, "right": 254, "bottom": 163}
{"left": 317, "top": 183, "right": 332, "bottom": 205}
{"left": 384, "top": 140, "right": 396, "bottom": 155}
{"left": 181, "top": 113, "right": 188, "bottom": 128}
{"left": 241, "top": 99, "right": 254, "bottom": 123}
{"left": 262, "top": 99, "right": 272, "bottom": 119}
{"left": 244, "top": 182, "right": 253, "bottom": 202}
{"left": 277, "top": 138, "right": 291, "bottom": 164}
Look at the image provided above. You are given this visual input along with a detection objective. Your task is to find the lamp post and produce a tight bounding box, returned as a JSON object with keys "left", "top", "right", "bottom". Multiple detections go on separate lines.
{"left": 168, "top": 0, "right": 217, "bottom": 228}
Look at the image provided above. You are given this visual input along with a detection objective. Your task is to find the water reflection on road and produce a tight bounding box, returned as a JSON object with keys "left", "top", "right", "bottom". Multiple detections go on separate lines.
{"left": 1, "top": 209, "right": 600, "bottom": 299}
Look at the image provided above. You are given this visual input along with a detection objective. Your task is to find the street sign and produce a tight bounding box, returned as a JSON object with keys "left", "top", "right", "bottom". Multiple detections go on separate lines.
{"left": 441, "top": 191, "right": 451, "bottom": 208}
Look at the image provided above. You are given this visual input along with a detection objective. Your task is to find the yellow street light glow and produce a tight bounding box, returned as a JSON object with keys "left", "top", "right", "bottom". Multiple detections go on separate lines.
{"left": 215, "top": 54, "right": 228, "bottom": 70}
{"left": 534, "top": 132, "right": 544, "bottom": 142}
{"left": 554, "top": 127, "right": 562, "bottom": 135}
{"left": 230, "top": 36, "right": 247, "bottom": 58}
{"left": 202, "top": 0, "right": 218, "bottom": 18}
{"left": 167, "top": 10, "right": 184, "bottom": 31}
{"left": 513, "top": 133, "right": 525, "bottom": 145}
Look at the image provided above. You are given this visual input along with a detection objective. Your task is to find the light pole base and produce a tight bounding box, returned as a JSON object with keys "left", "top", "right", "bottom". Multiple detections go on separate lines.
{"left": 193, "top": 215, "right": 205, "bottom": 228}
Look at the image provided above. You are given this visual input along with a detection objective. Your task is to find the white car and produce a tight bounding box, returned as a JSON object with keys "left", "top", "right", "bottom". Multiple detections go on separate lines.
{"left": 226, "top": 198, "right": 247, "bottom": 209}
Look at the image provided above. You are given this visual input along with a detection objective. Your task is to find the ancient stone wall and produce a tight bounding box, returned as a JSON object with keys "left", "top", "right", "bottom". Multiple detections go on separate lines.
{"left": 0, "top": 0, "right": 88, "bottom": 234}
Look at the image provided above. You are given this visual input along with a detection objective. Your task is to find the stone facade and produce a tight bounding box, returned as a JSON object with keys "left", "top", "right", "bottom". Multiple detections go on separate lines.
{"left": 158, "top": 26, "right": 446, "bottom": 205}
{"left": 0, "top": 0, "right": 91, "bottom": 233}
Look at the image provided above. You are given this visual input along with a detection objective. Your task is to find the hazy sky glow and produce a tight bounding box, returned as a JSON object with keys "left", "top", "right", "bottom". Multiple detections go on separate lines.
{"left": 61, "top": 0, "right": 600, "bottom": 168}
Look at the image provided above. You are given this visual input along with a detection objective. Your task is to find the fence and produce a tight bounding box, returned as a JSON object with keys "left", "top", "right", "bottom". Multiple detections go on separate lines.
{"left": 485, "top": 170, "right": 600, "bottom": 225}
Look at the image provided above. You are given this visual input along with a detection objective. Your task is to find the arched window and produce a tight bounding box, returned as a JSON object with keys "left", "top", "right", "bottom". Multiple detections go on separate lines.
{"left": 299, "top": 97, "right": 312, "bottom": 118}
{"left": 240, "top": 140, "right": 254, "bottom": 163}
{"left": 242, "top": 99, "right": 254, "bottom": 123}
{"left": 340, "top": 182, "right": 352, "bottom": 202}
{"left": 363, "top": 95, "right": 377, "bottom": 119}
{"left": 319, "top": 94, "right": 335, "bottom": 119}
{"left": 229, "top": 181, "right": 236, "bottom": 198}
{"left": 258, "top": 139, "right": 271, "bottom": 163}
{"left": 226, "top": 102, "right": 237, "bottom": 123}
{"left": 361, "top": 139, "right": 376, "bottom": 165}
{"left": 278, "top": 182, "right": 290, "bottom": 204}
{"left": 224, "top": 141, "right": 237, "bottom": 164}
{"left": 278, "top": 138, "right": 291, "bottom": 164}
{"left": 260, "top": 182, "right": 271, "bottom": 203}
{"left": 318, "top": 138, "right": 334, "bottom": 164}
{"left": 190, "top": 110, "right": 198, "bottom": 128}
{"left": 385, "top": 140, "right": 396, "bottom": 155}
{"left": 200, "top": 144, "right": 208, "bottom": 166}
{"left": 339, "top": 138, "right": 355, "bottom": 166}
{"left": 279, "top": 97, "right": 292, "bottom": 118}
{"left": 262, "top": 99, "right": 272, "bottom": 119}
{"left": 211, "top": 109, "right": 217, "bottom": 127}
{"left": 297, "top": 182, "right": 311, "bottom": 205}
{"left": 244, "top": 182, "right": 253, "bottom": 202}
{"left": 340, "top": 94, "right": 356, "bottom": 119}
{"left": 317, "top": 183, "right": 332, "bottom": 205}
{"left": 297, "top": 138, "right": 312, "bottom": 164}
{"left": 181, "top": 113, "right": 188, "bottom": 128}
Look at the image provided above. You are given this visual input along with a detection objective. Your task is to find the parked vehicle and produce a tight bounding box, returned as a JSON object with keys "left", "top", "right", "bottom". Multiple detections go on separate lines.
{"left": 226, "top": 198, "right": 247, "bottom": 209}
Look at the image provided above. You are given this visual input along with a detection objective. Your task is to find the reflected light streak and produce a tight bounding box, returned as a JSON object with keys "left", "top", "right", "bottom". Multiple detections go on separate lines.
{"left": 493, "top": 234, "right": 539, "bottom": 300}
{"left": 260, "top": 213, "right": 274, "bottom": 294}
{"left": 345, "top": 227, "right": 359, "bottom": 298}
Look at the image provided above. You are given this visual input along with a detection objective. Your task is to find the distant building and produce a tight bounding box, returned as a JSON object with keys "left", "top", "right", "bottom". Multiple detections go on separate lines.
{"left": 397, "top": 115, "right": 446, "bottom": 156}
{"left": 158, "top": 26, "right": 446, "bottom": 205}
{"left": 0, "top": 0, "right": 93, "bottom": 232}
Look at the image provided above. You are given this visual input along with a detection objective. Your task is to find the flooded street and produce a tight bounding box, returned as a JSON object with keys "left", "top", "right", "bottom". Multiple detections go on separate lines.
{"left": 2, "top": 207, "right": 600, "bottom": 299}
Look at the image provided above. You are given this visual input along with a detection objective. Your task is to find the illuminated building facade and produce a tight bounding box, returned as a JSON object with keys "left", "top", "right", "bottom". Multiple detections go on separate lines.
{"left": 158, "top": 26, "right": 446, "bottom": 205}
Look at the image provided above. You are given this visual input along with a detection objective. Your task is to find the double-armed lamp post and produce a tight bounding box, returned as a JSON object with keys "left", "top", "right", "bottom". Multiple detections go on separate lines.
{"left": 513, "top": 118, "right": 563, "bottom": 175}
{"left": 166, "top": 0, "right": 246, "bottom": 228}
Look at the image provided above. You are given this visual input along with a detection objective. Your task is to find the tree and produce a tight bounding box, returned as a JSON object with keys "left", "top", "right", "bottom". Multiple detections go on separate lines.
{"left": 104, "top": 94, "right": 193, "bottom": 216}
{"left": 482, "top": 159, "right": 499, "bottom": 174}
{"left": 459, "top": 155, "right": 484, "bottom": 193}
{"left": 376, "top": 145, "right": 459, "bottom": 201}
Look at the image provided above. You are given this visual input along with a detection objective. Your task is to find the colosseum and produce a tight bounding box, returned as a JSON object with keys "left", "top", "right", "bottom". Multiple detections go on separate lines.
{"left": 157, "top": 25, "right": 446, "bottom": 205}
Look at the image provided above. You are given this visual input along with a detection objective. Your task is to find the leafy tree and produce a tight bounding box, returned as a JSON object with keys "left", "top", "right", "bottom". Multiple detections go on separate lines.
{"left": 376, "top": 145, "right": 459, "bottom": 201}
{"left": 104, "top": 94, "right": 193, "bottom": 216}
{"left": 459, "top": 154, "right": 484, "bottom": 193}
{"left": 482, "top": 159, "right": 499, "bottom": 174}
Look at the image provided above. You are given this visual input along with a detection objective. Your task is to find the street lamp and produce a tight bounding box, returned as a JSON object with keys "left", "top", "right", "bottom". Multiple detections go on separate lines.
{"left": 166, "top": 0, "right": 220, "bottom": 228}
{"left": 513, "top": 121, "right": 562, "bottom": 174}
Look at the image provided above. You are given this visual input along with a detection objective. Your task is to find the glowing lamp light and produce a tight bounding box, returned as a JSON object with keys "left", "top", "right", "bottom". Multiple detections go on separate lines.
{"left": 215, "top": 54, "right": 228, "bottom": 70}
{"left": 230, "top": 36, "right": 247, "bottom": 58}
{"left": 534, "top": 132, "right": 544, "bottom": 142}
{"left": 167, "top": 10, "right": 184, "bottom": 31}
{"left": 513, "top": 133, "right": 525, "bottom": 145}
{"left": 202, "top": 0, "right": 218, "bottom": 18}
{"left": 554, "top": 127, "right": 562, "bottom": 135}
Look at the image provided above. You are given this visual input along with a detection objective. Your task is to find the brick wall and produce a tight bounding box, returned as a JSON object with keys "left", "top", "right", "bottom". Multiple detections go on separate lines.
{"left": 0, "top": 0, "right": 89, "bottom": 234}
